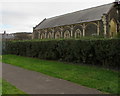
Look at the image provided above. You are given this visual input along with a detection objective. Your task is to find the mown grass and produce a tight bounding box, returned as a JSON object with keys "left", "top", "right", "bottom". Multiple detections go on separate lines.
{"left": 1, "top": 79, "right": 27, "bottom": 95}
{"left": 2, "top": 55, "right": 119, "bottom": 94}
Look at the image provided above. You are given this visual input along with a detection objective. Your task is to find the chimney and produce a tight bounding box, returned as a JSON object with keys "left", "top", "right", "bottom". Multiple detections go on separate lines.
{"left": 4, "top": 31, "right": 6, "bottom": 34}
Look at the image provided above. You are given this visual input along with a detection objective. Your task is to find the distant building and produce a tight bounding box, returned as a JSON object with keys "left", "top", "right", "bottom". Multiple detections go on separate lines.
{"left": 33, "top": 1, "right": 120, "bottom": 39}
{"left": 13, "top": 32, "right": 32, "bottom": 40}
{"left": 1, "top": 31, "right": 32, "bottom": 40}
{"left": 2, "top": 31, "right": 15, "bottom": 40}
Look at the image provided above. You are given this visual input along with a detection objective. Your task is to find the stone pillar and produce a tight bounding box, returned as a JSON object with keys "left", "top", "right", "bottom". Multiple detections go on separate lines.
{"left": 60, "top": 27, "right": 63, "bottom": 38}
{"left": 71, "top": 25, "right": 73, "bottom": 38}
{"left": 83, "top": 24, "right": 85, "bottom": 37}
{"left": 44, "top": 29, "right": 47, "bottom": 39}
{"left": 102, "top": 14, "right": 107, "bottom": 37}
{"left": 97, "top": 21, "right": 100, "bottom": 35}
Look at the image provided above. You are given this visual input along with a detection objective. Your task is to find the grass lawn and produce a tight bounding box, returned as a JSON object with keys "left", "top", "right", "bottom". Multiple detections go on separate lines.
{"left": 1, "top": 79, "right": 27, "bottom": 95}
{"left": 2, "top": 55, "right": 119, "bottom": 94}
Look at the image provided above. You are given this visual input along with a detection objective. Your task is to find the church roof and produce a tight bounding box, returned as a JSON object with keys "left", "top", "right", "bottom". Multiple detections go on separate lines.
{"left": 35, "top": 3, "right": 114, "bottom": 30}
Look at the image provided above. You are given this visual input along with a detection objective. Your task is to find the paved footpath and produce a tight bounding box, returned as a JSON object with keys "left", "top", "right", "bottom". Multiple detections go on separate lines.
{"left": 3, "top": 63, "right": 102, "bottom": 94}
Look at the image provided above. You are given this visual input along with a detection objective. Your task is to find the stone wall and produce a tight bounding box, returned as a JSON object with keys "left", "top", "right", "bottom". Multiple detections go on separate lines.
{"left": 32, "top": 3, "right": 119, "bottom": 39}
{"left": 33, "top": 21, "right": 102, "bottom": 39}
{"left": 107, "top": 6, "right": 120, "bottom": 37}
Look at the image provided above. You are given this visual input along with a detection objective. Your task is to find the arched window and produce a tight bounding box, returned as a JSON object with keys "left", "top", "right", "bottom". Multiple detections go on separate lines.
{"left": 64, "top": 30, "right": 70, "bottom": 38}
{"left": 75, "top": 29, "right": 82, "bottom": 38}
{"left": 40, "top": 33, "right": 45, "bottom": 39}
{"left": 109, "top": 19, "right": 117, "bottom": 37}
{"left": 85, "top": 23, "right": 97, "bottom": 36}
{"left": 55, "top": 31, "right": 61, "bottom": 39}
{"left": 47, "top": 32, "right": 52, "bottom": 39}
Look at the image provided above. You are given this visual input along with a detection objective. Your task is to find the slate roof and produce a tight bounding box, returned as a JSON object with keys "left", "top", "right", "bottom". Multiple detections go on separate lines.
{"left": 35, "top": 3, "right": 114, "bottom": 30}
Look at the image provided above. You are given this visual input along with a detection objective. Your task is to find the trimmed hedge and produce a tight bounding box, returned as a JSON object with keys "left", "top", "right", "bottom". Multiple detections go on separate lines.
{"left": 4, "top": 39, "right": 120, "bottom": 69}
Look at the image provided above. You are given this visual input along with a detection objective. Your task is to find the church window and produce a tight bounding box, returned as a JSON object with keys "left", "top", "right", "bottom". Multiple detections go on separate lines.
{"left": 64, "top": 30, "right": 70, "bottom": 38}
{"left": 75, "top": 29, "right": 82, "bottom": 38}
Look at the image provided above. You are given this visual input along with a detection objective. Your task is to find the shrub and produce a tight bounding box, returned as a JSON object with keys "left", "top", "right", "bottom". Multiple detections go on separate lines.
{"left": 4, "top": 39, "right": 120, "bottom": 69}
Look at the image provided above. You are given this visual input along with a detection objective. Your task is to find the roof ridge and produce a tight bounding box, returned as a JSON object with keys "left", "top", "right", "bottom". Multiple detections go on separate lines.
{"left": 35, "top": 2, "right": 114, "bottom": 30}
{"left": 46, "top": 3, "right": 113, "bottom": 20}
{"left": 34, "top": 18, "right": 46, "bottom": 29}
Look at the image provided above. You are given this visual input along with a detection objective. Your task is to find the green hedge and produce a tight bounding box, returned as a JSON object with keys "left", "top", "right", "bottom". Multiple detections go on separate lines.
{"left": 4, "top": 39, "right": 120, "bottom": 69}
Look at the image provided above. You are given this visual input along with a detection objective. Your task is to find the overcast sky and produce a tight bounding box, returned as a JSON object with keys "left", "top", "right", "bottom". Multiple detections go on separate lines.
{"left": 0, "top": 0, "right": 115, "bottom": 33}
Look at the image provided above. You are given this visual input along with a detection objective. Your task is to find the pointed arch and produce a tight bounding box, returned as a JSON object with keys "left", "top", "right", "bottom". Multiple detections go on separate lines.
{"left": 55, "top": 31, "right": 61, "bottom": 39}
{"left": 109, "top": 18, "right": 117, "bottom": 37}
{"left": 64, "top": 30, "right": 71, "bottom": 38}
{"left": 85, "top": 23, "right": 97, "bottom": 36}
{"left": 40, "top": 33, "right": 45, "bottom": 39}
{"left": 73, "top": 25, "right": 83, "bottom": 37}
{"left": 75, "top": 29, "right": 82, "bottom": 38}
{"left": 47, "top": 29, "right": 53, "bottom": 39}
{"left": 47, "top": 32, "right": 52, "bottom": 38}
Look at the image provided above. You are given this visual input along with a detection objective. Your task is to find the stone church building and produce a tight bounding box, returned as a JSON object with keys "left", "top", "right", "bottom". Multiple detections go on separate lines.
{"left": 33, "top": 1, "right": 120, "bottom": 39}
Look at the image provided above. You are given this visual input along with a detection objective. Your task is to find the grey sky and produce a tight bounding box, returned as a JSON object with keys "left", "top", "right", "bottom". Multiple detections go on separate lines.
{"left": 0, "top": 0, "right": 114, "bottom": 33}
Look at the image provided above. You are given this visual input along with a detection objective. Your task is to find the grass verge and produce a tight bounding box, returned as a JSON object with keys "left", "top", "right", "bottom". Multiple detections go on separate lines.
{"left": 1, "top": 79, "right": 26, "bottom": 95}
{"left": 2, "top": 55, "right": 119, "bottom": 94}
